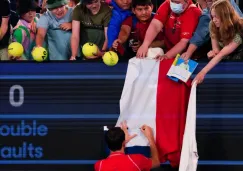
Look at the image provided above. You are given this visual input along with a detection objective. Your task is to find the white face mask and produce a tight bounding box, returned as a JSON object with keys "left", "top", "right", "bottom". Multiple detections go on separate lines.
{"left": 170, "top": 1, "right": 184, "bottom": 14}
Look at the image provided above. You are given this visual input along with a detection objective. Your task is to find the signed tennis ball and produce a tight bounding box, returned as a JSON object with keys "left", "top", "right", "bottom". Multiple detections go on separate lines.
{"left": 103, "top": 51, "right": 119, "bottom": 66}
{"left": 32, "top": 47, "right": 48, "bottom": 62}
{"left": 8, "top": 42, "right": 24, "bottom": 57}
{"left": 82, "top": 43, "right": 98, "bottom": 58}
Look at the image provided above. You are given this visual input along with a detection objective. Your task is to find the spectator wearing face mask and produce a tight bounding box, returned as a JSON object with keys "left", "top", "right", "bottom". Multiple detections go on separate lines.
{"left": 136, "top": 0, "right": 201, "bottom": 60}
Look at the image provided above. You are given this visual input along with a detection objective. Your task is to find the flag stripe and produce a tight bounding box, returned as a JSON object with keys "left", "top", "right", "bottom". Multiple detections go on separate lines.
{"left": 156, "top": 59, "right": 191, "bottom": 167}
{"left": 117, "top": 58, "right": 159, "bottom": 147}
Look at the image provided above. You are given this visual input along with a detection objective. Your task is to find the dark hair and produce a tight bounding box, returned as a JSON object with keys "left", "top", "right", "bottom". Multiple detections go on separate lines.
{"left": 80, "top": 0, "right": 96, "bottom": 14}
{"left": 105, "top": 127, "right": 125, "bottom": 151}
{"left": 17, "top": 0, "right": 38, "bottom": 16}
{"left": 132, "top": 0, "right": 152, "bottom": 8}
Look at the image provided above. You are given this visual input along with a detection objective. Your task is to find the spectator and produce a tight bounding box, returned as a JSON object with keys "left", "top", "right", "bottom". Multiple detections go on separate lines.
{"left": 0, "top": 0, "right": 11, "bottom": 60}
{"left": 106, "top": 0, "right": 132, "bottom": 49}
{"left": 181, "top": 0, "right": 242, "bottom": 61}
{"left": 36, "top": 0, "right": 73, "bottom": 60}
{"left": 71, "top": 0, "right": 111, "bottom": 60}
{"left": 94, "top": 122, "right": 160, "bottom": 171}
{"left": 137, "top": 0, "right": 201, "bottom": 59}
{"left": 181, "top": 0, "right": 212, "bottom": 60}
{"left": 193, "top": 0, "right": 243, "bottom": 84}
{"left": 11, "top": 0, "right": 38, "bottom": 60}
{"left": 112, "top": 0, "right": 164, "bottom": 58}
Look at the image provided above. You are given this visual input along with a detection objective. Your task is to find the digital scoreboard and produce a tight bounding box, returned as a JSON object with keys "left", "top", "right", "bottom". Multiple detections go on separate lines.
{"left": 0, "top": 62, "right": 127, "bottom": 171}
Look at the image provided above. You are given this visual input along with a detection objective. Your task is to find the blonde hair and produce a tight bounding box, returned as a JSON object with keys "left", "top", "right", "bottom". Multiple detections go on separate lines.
{"left": 209, "top": 0, "right": 243, "bottom": 45}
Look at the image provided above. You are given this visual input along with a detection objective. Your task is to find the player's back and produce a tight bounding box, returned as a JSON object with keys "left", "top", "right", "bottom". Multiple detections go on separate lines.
{"left": 95, "top": 153, "right": 152, "bottom": 171}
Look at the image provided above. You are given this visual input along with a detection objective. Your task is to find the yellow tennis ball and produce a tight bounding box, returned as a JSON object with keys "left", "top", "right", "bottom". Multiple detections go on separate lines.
{"left": 82, "top": 43, "right": 98, "bottom": 58}
{"left": 32, "top": 47, "right": 48, "bottom": 62}
{"left": 8, "top": 42, "right": 24, "bottom": 57}
{"left": 103, "top": 51, "right": 119, "bottom": 66}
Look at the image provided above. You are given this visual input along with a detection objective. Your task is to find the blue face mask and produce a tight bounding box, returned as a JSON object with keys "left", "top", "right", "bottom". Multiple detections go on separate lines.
{"left": 202, "top": 8, "right": 209, "bottom": 14}
{"left": 170, "top": 1, "right": 184, "bottom": 14}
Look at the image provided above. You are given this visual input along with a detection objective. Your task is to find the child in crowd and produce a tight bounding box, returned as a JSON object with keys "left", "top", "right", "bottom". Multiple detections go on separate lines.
{"left": 70, "top": 0, "right": 111, "bottom": 60}
{"left": 112, "top": 0, "right": 163, "bottom": 58}
{"left": 12, "top": 0, "right": 38, "bottom": 60}
{"left": 36, "top": 0, "right": 73, "bottom": 60}
{"left": 193, "top": 0, "right": 243, "bottom": 84}
{"left": 181, "top": 0, "right": 243, "bottom": 60}
{"left": 106, "top": 0, "right": 132, "bottom": 49}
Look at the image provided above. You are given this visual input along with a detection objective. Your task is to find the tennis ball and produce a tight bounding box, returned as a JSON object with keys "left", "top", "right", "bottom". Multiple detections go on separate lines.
{"left": 8, "top": 42, "right": 24, "bottom": 57}
{"left": 32, "top": 47, "right": 48, "bottom": 62}
{"left": 103, "top": 51, "right": 119, "bottom": 66}
{"left": 82, "top": 43, "right": 98, "bottom": 58}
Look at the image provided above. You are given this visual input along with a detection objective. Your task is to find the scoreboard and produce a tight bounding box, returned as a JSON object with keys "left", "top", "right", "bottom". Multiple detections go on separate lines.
{"left": 0, "top": 62, "right": 127, "bottom": 171}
